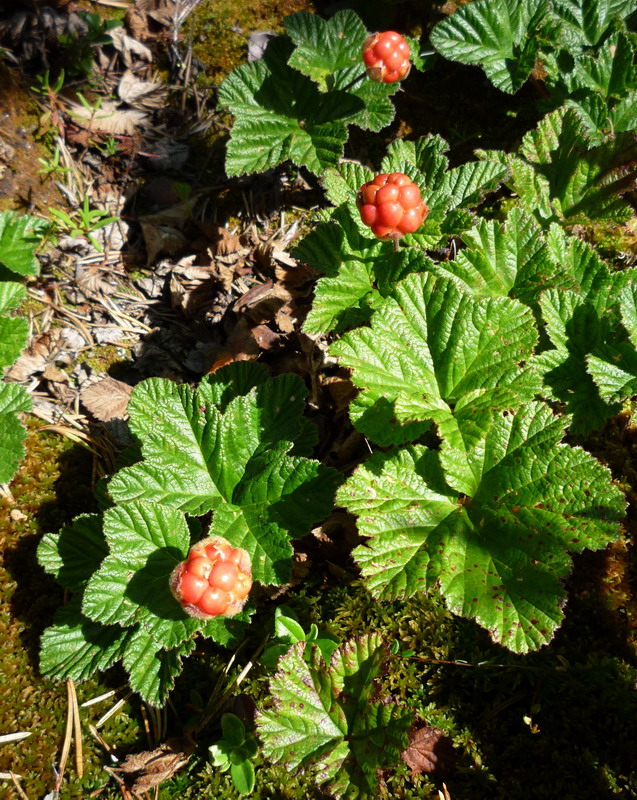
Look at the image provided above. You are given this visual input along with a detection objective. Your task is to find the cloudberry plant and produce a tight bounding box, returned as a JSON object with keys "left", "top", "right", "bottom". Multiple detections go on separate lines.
{"left": 170, "top": 536, "right": 252, "bottom": 619}
{"left": 356, "top": 172, "right": 429, "bottom": 240}
{"left": 362, "top": 31, "right": 411, "bottom": 83}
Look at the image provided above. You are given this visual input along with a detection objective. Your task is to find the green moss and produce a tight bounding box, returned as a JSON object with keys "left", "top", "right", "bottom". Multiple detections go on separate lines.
{"left": 187, "top": 0, "right": 315, "bottom": 88}
{"left": 0, "top": 422, "right": 145, "bottom": 798}
{"left": 77, "top": 344, "right": 129, "bottom": 376}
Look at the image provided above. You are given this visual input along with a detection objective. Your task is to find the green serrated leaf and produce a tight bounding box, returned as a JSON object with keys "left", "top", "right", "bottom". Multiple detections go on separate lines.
{"left": 106, "top": 377, "right": 340, "bottom": 590}
{"left": 211, "top": 448, "right": 341, "bottom": 585}
{"left": 122, "top": 625, "right": 196, "bottom": 706}
{"left": 0, "top": 381, "right": 31, "bottom": 485}
{"left": 82, "top": 501, "right": 191, "bottom": 645}
{"left": 444, "top": 160, "right": 508, "bottom": 209}
{"left": 584, "top": 283, "right": 637, "bottom": 403}
{"left": 110, "top": 375, "right": 317, "bottom": 514}
{"left": 40, "top": 598, "right": 131, "bottom": 682}
{"left": 337, "top": 68, "right": 397, "bottom": 132}
{"left": 572, "top": 32, "right": 637, "bottom": 99}
{"left": 298, "top": 206, "right": 434, "bottom": 336}
{"left": 218, "top": 37, "right": 363, "bottom": 176}
{"left": 432, "top": 207, "right": 557, "bottom": 304}
{"left": 430, "top": 0, "right": 548, "bottom": 93}
{"left": 286, "top": 10, "right": 366, "bottom": 89}
{"left": 339, "top": 405, "right": 625, "bottom": 652}
{"left": 257, "top": 635, "right": 412, "bottom": 799}
{"left": 38, "top": 514, "right": 107, "bottom": 592}
{"left": 493, "top": 107, "right": 637, "bottom": 224}
{"left": 552, "top": 0, "right": 636, "bottom": 46}
{"left": 203, "top": 362, "right": 270, "bottom": 409}
{"left": 532, "top": 243, "right": 633, "bottom": 433}
{"left": 331, "top": 273, "right": 540, "bottom": 446}
{"left": 0, "top": 282, "right": 28, "bottom": 371}
{"left": 0, "top": 211, "right": 48, "bottom": 276}
{"left": 321, "top": 162, "right": 374, "bottom": 209}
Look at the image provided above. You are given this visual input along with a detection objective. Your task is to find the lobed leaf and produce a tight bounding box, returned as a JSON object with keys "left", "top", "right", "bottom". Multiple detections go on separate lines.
{"left": 122, "top": 626, "right": 196, "bottom": 707}
{"left": 257, "top": 634, "right": 412, "bottom": 798}
{"left": 40, "top": 599, "right": 131, "bottom": 682}
{"left": 339, "top": 404, "right": 625, "bottom": 652}
{"left": 38, "top": 514, "right": 107, "bottom": 593}
{"left": 218, "top": 38, "right": 356, "bottom": 176}
{"left": 0, "top": 282, "right": 28, "bottom": 370}
{"left": 430, "top": 0, "right": 549, "bottom": 93}
{"left": 480, "top": 107, "right": 637, "bottom": 225}
{"left": 331, "top": 273, "right": 540, "bottom": 446}
{"left": 286, "top": 10, "right": 366, "bottom": 89}
{"left": 552, "top": 0, "right": 636, "bottom": 46}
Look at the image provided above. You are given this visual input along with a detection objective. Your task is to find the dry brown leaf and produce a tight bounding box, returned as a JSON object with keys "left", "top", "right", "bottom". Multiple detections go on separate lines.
{"left": 67, "top": 99, "right": 149, "bottom": 135}
{"left": 5, "top": 328, "right": 77, "bottom": 382}
{"left": 111, "top": 24, "right": 153, "bottom": 63}
{"left": 118, "top": 69, "right": 166, "bottom": 108}
{"left": 401, "top": 725, "right": 455, "bottom": 775}
{"left": 81, "top": 377, "right": 133, "bottom": 422}
{"left": 207, "top": 225, "right": 243, "bottom": 257}
{"left": 274, "top": 305, "right": 297, "bottom": 333}
{"left": 117, "top": 738, "right": 191, "bottom": 794}
{"left": 321, "top": 374, "right": 357, "bottom": 414}
{"left": 169, "top": 258, "right": 235, "bottom": 319}
{"left": 251, "top": 323, "right": 281, "bottom": 350}
{"left": 124, "top": 6, "right": 150, "bottom": 40}
{"left": 140, "top": 222, "right": 189, "bottom": 264}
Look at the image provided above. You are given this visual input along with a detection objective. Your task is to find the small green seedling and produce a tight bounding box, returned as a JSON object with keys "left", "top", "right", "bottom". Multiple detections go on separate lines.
{"left": 209, "top": 713, "right": 258, "bottom": 796}
{"left": 37, "top": 147, "right": 71, "bottom": 180}
{"left": 49, "top": 194, "right": 118, "bottom": 251}
{"left": 260, "top": 605, "right": 339, "bottom": 668}
{"left": 31, "top": 69, "right": 66, "bottom": 98}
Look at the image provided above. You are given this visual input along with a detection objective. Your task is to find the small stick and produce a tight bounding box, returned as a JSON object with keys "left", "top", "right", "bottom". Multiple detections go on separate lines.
{"left": 9, "top": 772, "right": 30, "bottom": 800}
{"left": 68, "top": 679, "right": 84, "bottom": 779}
{"left": 56, "top": 680, "right": 75, "bottom": 791}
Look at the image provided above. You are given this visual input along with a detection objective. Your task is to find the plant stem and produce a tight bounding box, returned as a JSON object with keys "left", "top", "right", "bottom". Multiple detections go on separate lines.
{"left": 340, "top": 72, "right": 366, "bottom": 92}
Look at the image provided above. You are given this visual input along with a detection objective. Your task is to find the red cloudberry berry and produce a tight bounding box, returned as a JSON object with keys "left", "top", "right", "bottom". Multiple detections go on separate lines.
{"left": 170, "top": 535, "right": 252, "bottom": 619}
{"left": 356, "top": 172, "right": 429, "bottom": 240}
{"left": 362, "top": 31, "right": 411, "bottom": 84}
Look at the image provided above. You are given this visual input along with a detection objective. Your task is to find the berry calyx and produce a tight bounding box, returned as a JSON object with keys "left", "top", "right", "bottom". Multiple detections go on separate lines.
{"left": 356, "top": 173, "right": 429, "bottom": 240}
{"left": 170, "top": 535, "right": 252, "bottom": 619}
{"left": 362, "top": 31, "right": 411, "bottom": 84}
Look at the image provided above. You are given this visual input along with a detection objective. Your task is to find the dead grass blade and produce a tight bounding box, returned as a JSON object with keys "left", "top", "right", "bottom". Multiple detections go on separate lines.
{"left": 9, "top": 772, "right": 30, "bottom": 800}
{"left": 68, "top": 678, "right": 84, "bottom": 779}
{"left": 90, "top": 0, "right": 133, "bottom": 6}
{"left": 0, "top": 732, "right": 31, "bottom": 744}
{"left": 56, "top": 679, "right": 75, "bottom": 792}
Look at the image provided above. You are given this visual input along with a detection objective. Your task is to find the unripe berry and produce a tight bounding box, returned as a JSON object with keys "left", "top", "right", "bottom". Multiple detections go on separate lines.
{"left": 362, "top": 31, "right": 411, "bottom": 84}
{"left": 170, "top": 535, "right": 252, "bottom": 619}
{"left": 356, "top": 173, "right": 429, "bottom": 240}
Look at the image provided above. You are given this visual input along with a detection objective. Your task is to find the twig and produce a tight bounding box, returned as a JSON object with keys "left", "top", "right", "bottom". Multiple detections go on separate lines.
{"left": 68, "top": 679, "right": 84, "bottom": 779}
{"left": 9, "top": 772, "right": 30, "bottom": 800}
{"left": 56, "top": 679, "right": 75, "bottom": 792}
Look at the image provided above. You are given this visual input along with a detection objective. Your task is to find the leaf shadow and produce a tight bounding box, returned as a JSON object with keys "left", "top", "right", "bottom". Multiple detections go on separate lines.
{"left": 125, "top": 546, "right": 187, "bottom": 622}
